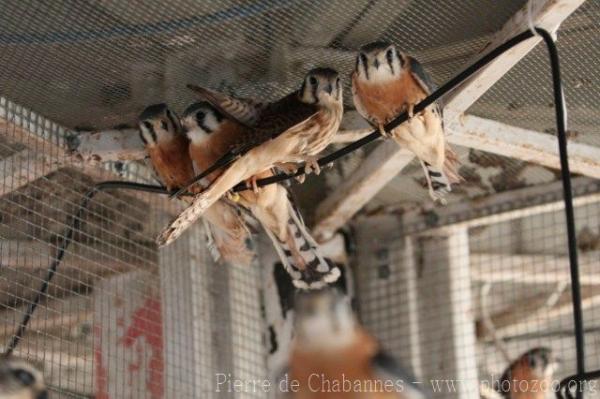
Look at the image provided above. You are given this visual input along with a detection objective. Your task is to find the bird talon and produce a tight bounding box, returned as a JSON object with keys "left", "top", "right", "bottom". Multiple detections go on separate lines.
{"left": 302, "top": 157, "right": 321, "bottom": 176}
{"left": 407, "top": 104, "right": 415, "bottom": 119}
{"left": 227, "top": 191, "right": 241, "bottom": 202}
{"left": 247, "top": 176, "right": 260, "bottom": 193}
{"left": 295, "top": 174, "right": 306, "bottom": 184}
{"left": 378, "top": 124, "right": 391, "bottom": 138}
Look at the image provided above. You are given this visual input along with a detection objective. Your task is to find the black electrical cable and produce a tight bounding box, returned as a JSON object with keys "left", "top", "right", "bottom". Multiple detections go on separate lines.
{"left": 4, "top": 181, "right": 169, "bottom": 356}
{"left": 533, "top": 27, "right": 587, "bottom": 399}
{"left": 229, "top": 29, "right": 538, "bottom": 192}
{"left": 558, "top": 370, "right": 600, "bottom": 399}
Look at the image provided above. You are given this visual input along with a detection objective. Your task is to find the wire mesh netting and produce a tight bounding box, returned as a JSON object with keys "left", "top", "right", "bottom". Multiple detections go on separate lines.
{"left": 354, "top": 180, "right": 600, "bottom": 399}
{"left": 1, "top": 0, "right": 599, "bottom": 398}
{"left": 0, "top": 97, "right": 265, "bottom": 397}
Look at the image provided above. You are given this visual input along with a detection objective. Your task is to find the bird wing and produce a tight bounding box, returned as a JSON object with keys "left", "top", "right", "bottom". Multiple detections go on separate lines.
{"left": 371, "top": 350, "right": 428, "bottom": 399}
{"left": 187, "top": 84, "right": 265, "bottom": 127}
{"left": 408, "top": 56, "right": 444, "bottom": 128}
{"left": 199, "top": 94, "right": 319, "bottom": 173}
{"left": 407, "top": 56, "right": 436, "bottom": 96}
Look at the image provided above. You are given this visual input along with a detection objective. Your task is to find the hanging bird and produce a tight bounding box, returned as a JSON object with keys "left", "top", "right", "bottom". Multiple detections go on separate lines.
{"left": 157, "top": 68, "right": 344, "bottom": 246}
{"left": 495, "top": 347, "right": 559, "bottom": 399}
{"left": 0, "top": 358, "right": 47, "bottom": 399}
{"left": 138, "top": 104, "right": 253, "bottom": 266}
{"left": 278, "top": 288, "right": 427, "bottom": 398}
{"left": 181, "top": 102, "right": 340, "bottom": 288}
{"left": 351, "top": 41, "right": 461, "bottom": 203}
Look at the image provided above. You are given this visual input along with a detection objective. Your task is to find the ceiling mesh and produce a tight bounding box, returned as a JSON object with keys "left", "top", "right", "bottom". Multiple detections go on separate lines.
{"left": 0, "top": 0, "right": 597, "bottom": 211}
{"left": 0, "top": 0, "right": 524, "bottom": 130}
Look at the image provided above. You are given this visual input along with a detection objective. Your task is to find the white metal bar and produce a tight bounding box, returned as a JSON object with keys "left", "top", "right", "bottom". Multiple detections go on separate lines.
{"left": 354, "top": 218, "right": 421, "bottom": 376}
{"left": 313, "top": 141, "right": 414, "bottom": 242}
{"left": 447, "top": 115, "right": 600, "bottom": 178}
{"left": 69, "top": 129, "right": 145, "bottom": 163}
{"left": 471, "top": 253, "right": 600, "bottom": 285}
{"left": 418, "top": 227, "right": 478, "bottom": 399}
{"left": 160, "top": 223, "right": 214, "bottom": 398}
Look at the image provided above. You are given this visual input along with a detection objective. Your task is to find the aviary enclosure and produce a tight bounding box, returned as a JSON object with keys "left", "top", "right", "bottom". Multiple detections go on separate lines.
{"left": 0, "top": 0, "right": 599, "bottom": 398}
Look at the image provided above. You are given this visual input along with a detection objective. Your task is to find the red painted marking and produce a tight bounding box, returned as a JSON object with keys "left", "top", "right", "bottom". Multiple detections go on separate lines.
{"left": 94, "top": 324, "right": 110, "bottom": 399}
{"left": 120, "top": 298, "right": 164, "bottom": 399}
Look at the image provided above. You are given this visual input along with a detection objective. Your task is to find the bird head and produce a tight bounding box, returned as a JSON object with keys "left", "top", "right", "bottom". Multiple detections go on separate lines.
{"left": 138, "top": 103, "right": 182, "bottom": 146}
{"left": 293, "top": 288, "right": 356, "bottom": 351}
{"left": 0, "top": 358, "right": 48, "bottom": 399}
{"left": 520, "top": 347, "right": 560, "bottom": 378}
{"left": 181, "top": 102, "right": 224, "bottom": 144}
{"left": 355, "top": 41, "right": 406, "bottom": 83}
{"left": 299, "top": 68, "right": 343, "bottom": 106}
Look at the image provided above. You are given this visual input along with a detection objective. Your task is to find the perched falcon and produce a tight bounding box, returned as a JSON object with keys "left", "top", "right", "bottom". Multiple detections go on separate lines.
{"left": 157, "top": 68, "right": 344, "bottom": 246}
{"left": 352, "top": 41, "right": 461, "bottom": 203}
{"left": 495, "top": 347, "right": 559, "bottom": 399}
{"left": 278, "top": 288, "right": 427, "bottom": 398}
{"left": 181, "top": 102, "right": 340, "bottom": 288}
{"left": 138, "top": 104, "right": 253, "bottom": 266}
{"left": 0, "top": 358, "right": 47, "bottom": 399}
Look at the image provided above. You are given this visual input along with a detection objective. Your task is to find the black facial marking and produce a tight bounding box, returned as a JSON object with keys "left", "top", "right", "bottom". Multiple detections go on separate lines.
{"left": 195, "top": 110, "right": 213, "bottom": 134}
{"left": 160, "top": 120, "right": 168, "bottom": 131}
{"left": 166, "top": 109, "right": 178, "bottom": 133}
{"left": 360, "top": 53, "right": 369, "bottom": 79}
{"left": 213, "top": 108, "right": 224, "bottom": 123}
{"left": 386, "top": 48, "right": 395, "bottom": 74}
{"left": 139, "top": 131, "right": 147, "bottom": 145}
{"left": 310, "top": 76, "right": 318, "bottom": 103}
{"left": 142, "top": 121, "right": 156, "bottom": 143}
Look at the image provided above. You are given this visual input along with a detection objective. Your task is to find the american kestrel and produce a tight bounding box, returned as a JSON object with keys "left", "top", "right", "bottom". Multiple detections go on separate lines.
{"left": 157, "top": 68, "right": 344, "bottom": 246}
{"left": 139, "top": 104, "right": 253, "bottom": 266}
{"left": 181, "top": 102, "right": 340, "bottom": 288}
{"left": 352, "top": 41, "right": 461, "bottom": 202}
{"left": 495, "top": 347, "right": 559, "bottom": 399}
{"left": 278, "top": 289, "right": 427, "bottom": 399}
{"left": 0, "top": 358, "right": 47, "bottom": 399}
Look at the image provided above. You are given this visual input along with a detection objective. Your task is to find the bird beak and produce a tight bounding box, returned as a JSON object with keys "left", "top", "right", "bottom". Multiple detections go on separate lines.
{"left": 325, "top": 84, "right": 333, "bottom": 95}
{"left": 374, "top": 59, "right": 380, "bottom": 70}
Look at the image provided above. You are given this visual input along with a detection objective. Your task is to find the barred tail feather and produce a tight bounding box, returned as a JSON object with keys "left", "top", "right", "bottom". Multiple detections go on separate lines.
{"left": 280, "top": 200, "right": 340, "bottom": 289}
{"left": 420, "top": 159, "right": 452, "bottom": 203}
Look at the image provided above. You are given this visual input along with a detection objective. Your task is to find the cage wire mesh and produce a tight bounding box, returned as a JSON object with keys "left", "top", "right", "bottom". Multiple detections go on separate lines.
{"left": 0, "top": 0, "right": 599, "bottom": 398}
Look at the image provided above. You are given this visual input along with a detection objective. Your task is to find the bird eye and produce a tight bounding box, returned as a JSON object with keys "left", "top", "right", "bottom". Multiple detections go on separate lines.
{"left": 12, "top": 369, "right": 35, "bottom": 386}
{"left": 528, "top": 355, "right": 537, "bottom": 368}
{"left": 386, "top": 48, "right": 394, "bottom": 63}
{"left": 195, "top": 111, "right": 205, "bottom": 126}
{"left": 160, "top": 120, "right": 168, "bottom": 130}
{"left": 359, "top": 53, "right": 368, "bottom": 66}
{"left": 309, "top": 76, "right": 318, "bottom": 86}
